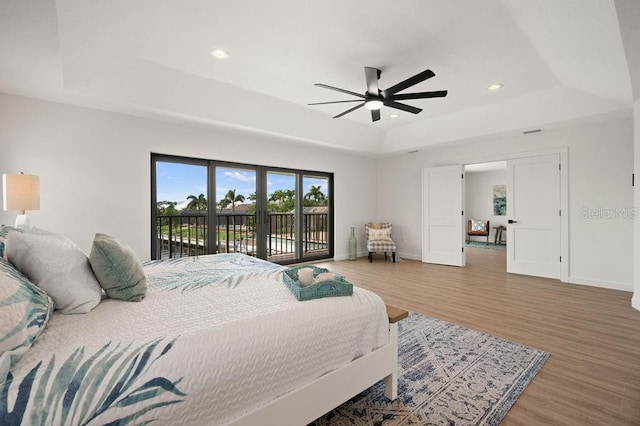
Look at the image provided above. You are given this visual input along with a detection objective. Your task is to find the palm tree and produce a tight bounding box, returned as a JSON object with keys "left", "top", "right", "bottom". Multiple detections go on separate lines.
{"left": 269, "top": 189, "right": 285, "bottom": 207}
{"left": 157, "top": 201, "right": 178, "bottom": 216}
{"left": 268, "top": 190, "right": 280, "bottom": 204}
{"left": 221, "top": 189, "right": 246, "bottom": 230}
{"left": 185, "top": 194, "right": 207, "bottom": 211}
{"left": 223, "top": 189, "right": 246, "bottom": 213}
{"left": 217, "top": 198, "right": 231, "bottom": 213}
{"left": 304, "top": 185, "right": 326, "bottom": 206}
{"left": 283, "top": 189, "right": 295, "bottom": 212}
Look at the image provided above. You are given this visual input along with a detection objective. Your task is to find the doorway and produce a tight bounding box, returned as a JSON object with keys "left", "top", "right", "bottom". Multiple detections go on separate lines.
{"left": 422, "top": 149, "right": 568, "bottom": 281}
{"left": 464, "top": 161, "right": 507, "bottom": 250}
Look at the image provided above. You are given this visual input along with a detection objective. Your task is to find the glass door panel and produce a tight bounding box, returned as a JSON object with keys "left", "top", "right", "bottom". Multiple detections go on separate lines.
{"left": 266, "top": 171, "right": 297, "bottom": 262}
{"left": 153, "top": 154, "right": 333, "bottom": 264}
{"left": 154, "top": 161, "right": 208, "bottom": 259}
{"left": 302, "top": 175, "right": 330, "bottom": 259}
{"left": 215, "top": 167, "right": 257, "bottom": 256}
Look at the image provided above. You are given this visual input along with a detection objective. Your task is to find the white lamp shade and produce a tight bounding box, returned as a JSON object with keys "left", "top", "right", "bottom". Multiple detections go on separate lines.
{"left": 2, "top": 173, "right": 40, "bottom": 212}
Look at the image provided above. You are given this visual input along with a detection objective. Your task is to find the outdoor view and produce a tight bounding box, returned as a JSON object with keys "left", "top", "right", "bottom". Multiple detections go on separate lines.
{"left": 155, "top": 161, "right": 330, "bottom": 263}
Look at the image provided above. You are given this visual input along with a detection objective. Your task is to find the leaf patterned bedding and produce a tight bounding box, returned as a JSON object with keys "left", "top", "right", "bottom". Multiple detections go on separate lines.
{"left": 1, "top": 253, "right": 388, "bottom": 425}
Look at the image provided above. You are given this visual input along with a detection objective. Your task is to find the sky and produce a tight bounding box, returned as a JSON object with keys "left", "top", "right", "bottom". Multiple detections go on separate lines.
{"left": 156, "top": 162, "right": 328, "bottom": 207}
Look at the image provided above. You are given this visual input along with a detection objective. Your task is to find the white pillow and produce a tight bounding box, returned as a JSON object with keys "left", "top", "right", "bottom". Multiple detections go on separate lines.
{"left": 6, "top": 231, "right": 102, "bottom": 314}
{"left": 369, "top": 228, "right": 392, "bottom": 241}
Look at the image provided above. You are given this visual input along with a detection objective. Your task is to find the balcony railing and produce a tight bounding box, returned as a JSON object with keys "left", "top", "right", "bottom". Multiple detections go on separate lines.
{"left": 156, "top": 212, "right": 328, "bottom": 261}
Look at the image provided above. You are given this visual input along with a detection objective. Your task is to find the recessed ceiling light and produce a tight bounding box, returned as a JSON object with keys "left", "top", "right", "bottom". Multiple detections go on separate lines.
{"left": 390, "top": 113, "right": 400, "bottom": 119}
{"left": 487, "top": 83, "right": 503, "bottom": 91}
{"left": 210, "top": 49, "right": 230, "bottom": 59}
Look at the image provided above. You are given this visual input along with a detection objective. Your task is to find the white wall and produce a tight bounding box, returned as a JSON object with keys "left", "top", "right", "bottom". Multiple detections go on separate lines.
{"left": 1, "top": 93, "right": 635, "bottom": 293}
{"left": 465, "top": 169, "right": 507, "bottom": 243}
{"left": 378, "top": 115, "right": 635, "bottom": 291}
{"left": 633, "top": 99, "right": 640, "bottom": 309}
{"left": 0, "top": 93, "right": 378, "bottom": 261}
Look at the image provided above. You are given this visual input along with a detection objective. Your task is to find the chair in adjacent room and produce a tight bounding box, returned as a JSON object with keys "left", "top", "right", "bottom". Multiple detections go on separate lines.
{"left": 467, "top": 219, "right": 490, "bottom": 244}
{"left": 365, "top": 222, "right": 396, "bottom": 263}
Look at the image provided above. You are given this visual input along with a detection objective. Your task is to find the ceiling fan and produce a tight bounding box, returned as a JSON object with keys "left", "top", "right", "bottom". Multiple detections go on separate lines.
{"left": 309, "top": 67, "right": 448, "bottom": 122}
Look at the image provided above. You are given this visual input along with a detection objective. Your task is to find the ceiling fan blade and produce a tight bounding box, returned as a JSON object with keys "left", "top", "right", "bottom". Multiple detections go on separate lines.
{"left": 383, "top": 100, "right": 422, "bottom": 114}
{"left": 308, "top": 100, "right": 365, "bottom": 105}
{"left": 391, "top": 90, "right": 448, "bottom": 101}
{"left": 382, "top": 69, "right": 435, "bottom": 97}
{"left": 314, "top": 83, "right": 365, "bottom": 99}
{"left": 364, "top": 67, "right": 380, "bottom": 96}
{"left": 333, "top": 102, "right": 364, "bottom": 118}
{"left": 371, "top": 108, "right": 381, "bottom": 122}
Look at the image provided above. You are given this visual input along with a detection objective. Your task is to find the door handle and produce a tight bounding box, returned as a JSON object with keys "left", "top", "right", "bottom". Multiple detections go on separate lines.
{"left": 508, "top": 219, "right": 518, "bottom": 224}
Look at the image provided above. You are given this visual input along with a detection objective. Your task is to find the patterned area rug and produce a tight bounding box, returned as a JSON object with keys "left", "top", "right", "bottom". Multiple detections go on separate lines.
{"left": 466, "top": 241, "right": 506, "bottom": 250}
{"left": 313, "top": 312, "right": 549, "bottom": 425}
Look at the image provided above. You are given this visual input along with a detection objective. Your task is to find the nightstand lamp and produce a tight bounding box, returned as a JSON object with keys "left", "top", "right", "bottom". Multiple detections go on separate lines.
{"left": 2, "top": 172, "right": 40, "bottom": 229}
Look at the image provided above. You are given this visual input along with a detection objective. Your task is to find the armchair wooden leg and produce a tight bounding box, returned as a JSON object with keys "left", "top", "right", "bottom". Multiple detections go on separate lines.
{"left": 368, "top": 252, "right": 373, "bottom": 263}
{"left": 392, "top": 252, "right": 396, "bottom": 263}
{"left": 384, "top": 252, "right": 388, "bottom": 261}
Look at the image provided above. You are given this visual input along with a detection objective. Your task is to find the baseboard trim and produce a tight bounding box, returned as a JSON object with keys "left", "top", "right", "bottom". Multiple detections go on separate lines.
{"left": 568, "top": 276, "right": 633, "bottom": 292}
{"left": 333, "top": 252, "right": 370, "bottom": 261}
{"left": 398, "top": 252, "right": 421, "bottom": 261}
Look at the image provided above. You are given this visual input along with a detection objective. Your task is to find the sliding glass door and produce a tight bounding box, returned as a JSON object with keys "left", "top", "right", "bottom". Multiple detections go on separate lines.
{"left": 302, "top": 174, "right": 330, "bottom": 259}
{"left": 152, "top": 154, "right": 333, "bottom": 264}
{"left": 213, "top": 166, "right": 257, "bottom": 256}
{"left": 153, "top": 158, "right": 208, "bottom": 260}
{"left": 265, "top": 170, "right": 298, "bottom": 262}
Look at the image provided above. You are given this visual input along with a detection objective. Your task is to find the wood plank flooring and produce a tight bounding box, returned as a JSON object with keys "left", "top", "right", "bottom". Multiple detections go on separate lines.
{"left": 315, "top": 248, "right": 640, "bottom": 425}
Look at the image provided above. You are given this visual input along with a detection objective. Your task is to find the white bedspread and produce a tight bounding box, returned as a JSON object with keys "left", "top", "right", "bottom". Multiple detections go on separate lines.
{"left": 7, "top": 254, "right": 388, "bottom": 425}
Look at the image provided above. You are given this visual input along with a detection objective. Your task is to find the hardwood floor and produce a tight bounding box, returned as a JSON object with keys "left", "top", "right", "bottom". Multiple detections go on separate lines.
{"left": 315, "top": 248, "right": 640, "bottom": 425}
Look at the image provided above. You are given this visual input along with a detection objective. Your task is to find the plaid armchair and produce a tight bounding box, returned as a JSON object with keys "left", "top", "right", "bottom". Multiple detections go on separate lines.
{"left": 365, "top": 222, "right": 396, "bottom": 263}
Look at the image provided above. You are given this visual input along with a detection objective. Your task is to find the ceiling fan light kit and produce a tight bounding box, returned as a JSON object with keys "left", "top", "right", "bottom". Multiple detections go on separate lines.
{"left": 364, "top": 100, "right": 383, "bottom": 110}
{"left": 309, "top": 66, "right": 448, "bottom": 122}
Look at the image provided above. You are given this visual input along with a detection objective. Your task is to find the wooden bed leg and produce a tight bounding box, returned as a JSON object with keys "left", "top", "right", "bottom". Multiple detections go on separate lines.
{"left": 384, "top": 321, "right": 399, "bottom": 400}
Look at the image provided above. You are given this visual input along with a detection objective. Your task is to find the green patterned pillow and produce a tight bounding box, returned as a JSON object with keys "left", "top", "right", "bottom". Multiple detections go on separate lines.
{"left": 89, "top": 233, "right": 147, "bottom": 302}
{"left": 0, "top": 225, "right": 25, "bottom": 258}
{"left": 0, "top": 258, "right": 53, "bottom": 379}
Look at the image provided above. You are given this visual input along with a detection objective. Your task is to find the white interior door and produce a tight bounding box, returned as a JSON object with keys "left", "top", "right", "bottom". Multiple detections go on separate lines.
{"left": 422, "top": 165, "right": 465, "bottom": 266}
{"left": 507, "top": 154, "right": 561, "bottom": 279}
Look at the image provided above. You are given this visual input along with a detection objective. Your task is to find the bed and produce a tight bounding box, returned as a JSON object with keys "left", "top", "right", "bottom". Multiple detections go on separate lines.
{"left": 1, "top": 231, "right": 400, "bottom": 426}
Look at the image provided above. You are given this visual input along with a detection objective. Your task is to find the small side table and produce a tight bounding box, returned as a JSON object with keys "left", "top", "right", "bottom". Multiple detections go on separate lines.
{"left": 493, "top": 226, "right": 506, "bottom": 244}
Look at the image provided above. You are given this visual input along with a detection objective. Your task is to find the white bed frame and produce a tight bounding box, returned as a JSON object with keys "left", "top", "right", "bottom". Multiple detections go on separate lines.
{"left": 230, "top": 306, "right": 405, "bottom": 425}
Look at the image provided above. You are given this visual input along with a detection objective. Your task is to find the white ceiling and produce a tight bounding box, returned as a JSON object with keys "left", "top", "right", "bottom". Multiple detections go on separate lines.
{"left": 0, "top": 0, "right": 637, "bottom": 155}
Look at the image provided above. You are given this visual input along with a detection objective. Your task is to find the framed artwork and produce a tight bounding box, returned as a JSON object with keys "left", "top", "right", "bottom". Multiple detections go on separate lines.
{"left": 493, "top": 184, "right": 506, "bottom": 215}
